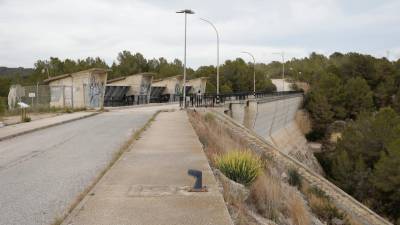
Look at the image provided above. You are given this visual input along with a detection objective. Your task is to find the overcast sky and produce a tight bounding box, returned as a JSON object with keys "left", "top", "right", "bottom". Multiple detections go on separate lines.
{"left": 1, "top": 0, "right": 399, "bottom": 68}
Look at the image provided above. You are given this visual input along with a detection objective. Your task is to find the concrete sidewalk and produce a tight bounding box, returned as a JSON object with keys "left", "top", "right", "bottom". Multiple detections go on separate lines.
{"left": 0, "top": 111, "right": 98, "bottom": 141}
{"left": 63, "top": 110, "right": 233, "bottom": 225}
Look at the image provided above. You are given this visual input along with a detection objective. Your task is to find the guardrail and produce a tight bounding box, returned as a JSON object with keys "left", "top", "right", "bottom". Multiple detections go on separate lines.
{"left": 180, "top": 91, "right": 304, "bottom": 107}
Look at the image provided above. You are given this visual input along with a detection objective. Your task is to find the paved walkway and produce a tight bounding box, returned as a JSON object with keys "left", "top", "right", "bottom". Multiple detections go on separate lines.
{"left": 0, "top": 111, "right": 97, "bottom": 141}
{"left": 63, "top": 110, "right": 233, "bottom": 225}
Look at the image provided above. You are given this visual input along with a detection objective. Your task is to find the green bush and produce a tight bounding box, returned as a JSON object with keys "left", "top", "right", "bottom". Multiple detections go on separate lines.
{"left": 288, "top": 168, "right": 302, "bottom": 188}
{"left": 23, "top": 117, "right": 31, "bottom": 122}
{"left": 215, "top": 150, "right": 263, "bottom": 186}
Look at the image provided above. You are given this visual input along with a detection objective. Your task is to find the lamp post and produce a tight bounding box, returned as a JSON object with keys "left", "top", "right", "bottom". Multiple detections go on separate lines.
{"left": 241, "top": 51, "right": 256, "bottom": 94}
{"left": 200, "top": 18, "right": 220, "bottom": 97}
{"left": 176, "top": 9, "right": 195, "bottom": 108}
{"left": 273, "top": 52, "right": 285, "bottom": 91}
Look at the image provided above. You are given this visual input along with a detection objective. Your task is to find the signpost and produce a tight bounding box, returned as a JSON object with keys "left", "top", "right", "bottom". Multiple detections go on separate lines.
{"left": 28, "top": 92, "right": 36, "bottom": 106}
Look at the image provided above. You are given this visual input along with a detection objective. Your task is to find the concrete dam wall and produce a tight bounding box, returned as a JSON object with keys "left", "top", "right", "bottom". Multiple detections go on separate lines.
{"left": 225, "top": 94, "right": 323, "bottom": 173}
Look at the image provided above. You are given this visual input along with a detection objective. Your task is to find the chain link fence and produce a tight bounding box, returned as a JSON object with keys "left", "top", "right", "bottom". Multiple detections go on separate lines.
{"left": 20, "top": 85, "right": 51, "bottom": 109}
{"left": 6, "top": 85, "right": 74, "bottom": 114}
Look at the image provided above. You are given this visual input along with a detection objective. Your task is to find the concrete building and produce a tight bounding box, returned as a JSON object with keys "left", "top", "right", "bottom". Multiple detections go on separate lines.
{"left": 186, "top": 77, "right": 207, "bottom": 95}
{"left": 106, "top": 73, "right": 154, "bottom": 105}
{"left": 44, "top": 68, "right": 108, "bottom": 109}
{"left": 151, "top": 75, "right": 183, "bottom": 102}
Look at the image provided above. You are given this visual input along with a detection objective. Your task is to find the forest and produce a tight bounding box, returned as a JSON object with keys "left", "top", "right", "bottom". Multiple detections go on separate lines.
{"left": 1, "top": 51, "right": 400, "bottom": 223}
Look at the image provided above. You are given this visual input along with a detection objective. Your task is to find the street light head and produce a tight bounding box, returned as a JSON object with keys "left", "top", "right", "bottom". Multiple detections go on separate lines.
{"left": 176, "top": 9, "right": 195, "bottom": 14}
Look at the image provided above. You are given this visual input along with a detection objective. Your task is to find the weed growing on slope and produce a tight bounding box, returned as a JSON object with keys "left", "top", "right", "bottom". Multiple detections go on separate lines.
{"left": 215, "top": 150, "right": 263, "bottom": 186}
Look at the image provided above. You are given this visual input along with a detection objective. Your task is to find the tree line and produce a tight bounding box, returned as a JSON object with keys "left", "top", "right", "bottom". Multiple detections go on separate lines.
{"left": 0, "top": 50, "right": 277, "bottom": 98}
{"left": 284, "top": 52, "right": 400, "bottom": 223}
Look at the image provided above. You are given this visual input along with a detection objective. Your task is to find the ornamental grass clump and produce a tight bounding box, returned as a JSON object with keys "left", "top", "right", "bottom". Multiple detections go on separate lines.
{"left": 215, "top": 150, "right": 263, "bottom": 186}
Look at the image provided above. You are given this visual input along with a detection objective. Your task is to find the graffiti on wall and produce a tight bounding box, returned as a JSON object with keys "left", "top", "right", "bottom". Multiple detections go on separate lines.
{"left": 87, "top": 74, "right": 104, "bottom": 108}
{"left": 140, "top": 78, "right": 151, "bottom": 95}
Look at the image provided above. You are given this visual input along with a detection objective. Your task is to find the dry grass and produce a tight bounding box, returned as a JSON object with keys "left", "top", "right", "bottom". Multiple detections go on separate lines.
{"left": 190, "top": 110, "right": 313, "bottom": 225}
{"left": 234, "top": 204, "right": 260, "bottom": 225}
{"left": 286, "top": 189, "right": 311, "bottom": 225}
{"left": 188, "top": 110, "right": 247, "bottom": 165}
{"left": 189, "top": 110, "right": 366, "bottom": 225}
{"left": 302, "top": 184, "right": 347, "bottom": 225}
{"left": 249, "top": 173, "right": 283, "bottom": 221}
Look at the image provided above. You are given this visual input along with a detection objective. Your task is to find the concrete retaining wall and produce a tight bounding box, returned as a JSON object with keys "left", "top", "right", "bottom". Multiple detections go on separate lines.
{"left": 224, "top": 94, "right": 323, "bottom": 174}
{"left": 226, "top": 94, "right": 303, "bottom": 141}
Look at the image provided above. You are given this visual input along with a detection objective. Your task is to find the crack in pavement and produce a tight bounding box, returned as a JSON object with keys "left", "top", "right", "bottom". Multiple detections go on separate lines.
{"left": 0, "top": 134, "right": 78, "bottom": 172}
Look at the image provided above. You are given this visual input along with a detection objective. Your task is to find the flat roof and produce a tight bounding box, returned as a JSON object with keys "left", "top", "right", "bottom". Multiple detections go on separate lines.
{"left": 153, "top": 75, "right": 183, "bottom": 83}
{"left": 44, "top": 68, "right": 110, "bottom": 83}
{"left": 186, "top": 77, "right": 208, "bottom": 82}
{"left": 107, "top": 72, "right": 156, "bottom": 84}
{"left": 107, "top": 76, "right": 126, "bottom": 83}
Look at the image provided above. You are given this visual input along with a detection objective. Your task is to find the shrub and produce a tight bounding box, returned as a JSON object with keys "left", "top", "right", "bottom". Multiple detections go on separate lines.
{"left": 215, "top": 150, "right": 262, "bottom": 186}
{"left": 204, "top": 112, "right": 215, "bottom": 123}
{"left": 306, "top": 187, "right": 344, "bottom": 223}
{"left": 288, "top": 168, "right": 302, "bottom": 188}
{"left": 23, "top": 117, "right": 31, "bottom": 122}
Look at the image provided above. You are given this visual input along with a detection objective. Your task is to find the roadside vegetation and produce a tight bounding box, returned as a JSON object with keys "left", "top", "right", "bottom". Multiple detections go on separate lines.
{"left": 215, "top": 150, "right": 263, "bottom": 186}
{"left": 188, "top": 110, "right": 361, "bottom": 225}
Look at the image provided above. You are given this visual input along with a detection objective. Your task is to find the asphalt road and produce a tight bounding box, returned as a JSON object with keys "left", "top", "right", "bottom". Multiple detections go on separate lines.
{"left": 0, "top": 104, "right": 176, "bottom": 225}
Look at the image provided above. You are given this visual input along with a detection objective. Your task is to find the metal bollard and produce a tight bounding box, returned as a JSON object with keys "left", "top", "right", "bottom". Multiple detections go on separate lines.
{"left": 187, "top": 169, "right": 207, "bottom": 192}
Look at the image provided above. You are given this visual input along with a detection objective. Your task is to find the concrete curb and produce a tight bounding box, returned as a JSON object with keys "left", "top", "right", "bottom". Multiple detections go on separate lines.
{"left": 0, "top": 112, "right": 100, "bottom": 142}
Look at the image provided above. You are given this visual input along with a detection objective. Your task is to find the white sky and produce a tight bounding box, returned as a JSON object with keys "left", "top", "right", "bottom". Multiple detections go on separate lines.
{"left": 0, "top": 0, "right": 399, "bottom": 68}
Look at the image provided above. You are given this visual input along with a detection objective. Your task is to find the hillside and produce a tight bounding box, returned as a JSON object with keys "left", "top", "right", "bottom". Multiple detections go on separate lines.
{"left": 0, "top": 67, "right": 33, "bottom": 77}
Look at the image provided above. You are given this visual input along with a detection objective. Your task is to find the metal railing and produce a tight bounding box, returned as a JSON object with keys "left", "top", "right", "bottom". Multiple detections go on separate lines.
{"left": 180, "top": 90, "right": 304, "bottom": 107}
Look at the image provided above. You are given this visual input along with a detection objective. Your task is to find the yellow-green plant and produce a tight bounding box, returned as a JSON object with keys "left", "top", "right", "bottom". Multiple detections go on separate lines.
{"left": 215, "top": 150, "right": 263, "bottom": 186}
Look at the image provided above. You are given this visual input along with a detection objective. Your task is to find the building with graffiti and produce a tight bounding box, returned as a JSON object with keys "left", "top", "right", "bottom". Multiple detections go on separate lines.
{"left": 44, "top": 68, "right": 109, "bottom": 109}
{"left": 105, "top": 73, "right": 154, "bottom": 106}
{"left": 186, "top": 77, "right": 208, "bottom": 95}
{"left": 150, "top": 75, "right": 183, "bottom": 103}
